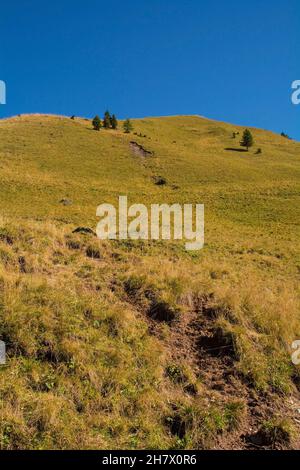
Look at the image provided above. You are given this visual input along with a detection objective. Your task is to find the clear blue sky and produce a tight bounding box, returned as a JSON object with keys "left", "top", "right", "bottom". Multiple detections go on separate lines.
{"left": 0, "top": 0, "right": 299, "bottom": 139}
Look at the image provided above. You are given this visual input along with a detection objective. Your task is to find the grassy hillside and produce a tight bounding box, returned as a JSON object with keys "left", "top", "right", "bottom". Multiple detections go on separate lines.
{"left": 0, "top": 114, "right": 300, "bottom": 449}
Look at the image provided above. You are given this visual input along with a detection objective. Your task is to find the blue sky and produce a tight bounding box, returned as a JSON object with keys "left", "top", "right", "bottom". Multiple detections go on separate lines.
{"left": 0, "top": 0, "right": 299, "bottom": 139}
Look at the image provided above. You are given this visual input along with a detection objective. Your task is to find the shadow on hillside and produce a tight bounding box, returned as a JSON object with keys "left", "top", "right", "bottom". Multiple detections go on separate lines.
{"left": 224, "top": 148, "right": 248, "bottom": 153}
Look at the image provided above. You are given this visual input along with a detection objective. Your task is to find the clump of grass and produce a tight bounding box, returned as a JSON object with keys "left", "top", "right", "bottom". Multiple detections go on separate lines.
{"left": 154, "top": 176, "right": 167, "bottom": 186}
{"left": 257, "top": 418, "right": 294, "bottom": 448}
{"left": 86, "top": 244, "right": 101, "bottom": 259}
{"left": 166, "top": 364, "right": 187, "bottom": 384}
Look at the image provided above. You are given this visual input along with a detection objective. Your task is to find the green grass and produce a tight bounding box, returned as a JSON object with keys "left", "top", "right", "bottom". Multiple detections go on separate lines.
{"left": 0, "top": 113, "right": 300, "bottom": 449}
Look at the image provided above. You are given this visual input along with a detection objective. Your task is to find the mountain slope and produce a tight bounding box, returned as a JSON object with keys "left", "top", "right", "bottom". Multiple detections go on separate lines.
{"left": 0, "top": 114, "right": 300, "bottom": 449}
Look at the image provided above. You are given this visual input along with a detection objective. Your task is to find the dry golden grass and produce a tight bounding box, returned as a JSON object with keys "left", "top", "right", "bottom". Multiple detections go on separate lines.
{"left": 0, "top": 114, "right": 300, "bottom": 449}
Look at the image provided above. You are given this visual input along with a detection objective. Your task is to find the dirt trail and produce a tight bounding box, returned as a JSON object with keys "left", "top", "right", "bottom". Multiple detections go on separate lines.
{"left": 149, "top": 295, "right": 300, "bottom": 450}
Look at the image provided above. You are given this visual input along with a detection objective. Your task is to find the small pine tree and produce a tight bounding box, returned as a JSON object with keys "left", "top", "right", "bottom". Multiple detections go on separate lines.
{"left": 123, "top": 118, "right": 133, "bottom": 134}
{"left": 110, "top": 114, "right": 118, "bottom": 129}
{"left": 92, "top": 115, "right": 101, "bottom": 131}
{"left": 240, "top": 129, "right": 254, "bottom": 151}
{"left": 103, "top": 110, "right": 111, "bottom": 129}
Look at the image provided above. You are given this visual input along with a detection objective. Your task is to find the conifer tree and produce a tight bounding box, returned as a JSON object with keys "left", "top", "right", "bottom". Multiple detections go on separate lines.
{"left": 92, "top": 115, "right": 101, "bottom": 131}
{"left": 123, "top": 118, "right": 133, "bottom": 134}
{"left": 103, "top": 110, "right": 111, "bottom": 129}
{"left": 240, "top": 129, "right": 254, "bottom": 151}
{"left": 110, "top": 114, "right": 118, "bottom": 129}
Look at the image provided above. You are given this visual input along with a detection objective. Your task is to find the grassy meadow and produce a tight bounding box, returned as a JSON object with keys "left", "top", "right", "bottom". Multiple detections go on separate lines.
{"left": 0, "top": 114, "right": 300, "bottom": 449}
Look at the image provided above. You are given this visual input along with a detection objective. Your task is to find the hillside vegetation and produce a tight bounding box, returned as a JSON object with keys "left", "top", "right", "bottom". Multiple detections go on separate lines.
{"left": 0, "top": 114, "right": 300, "bottom": 449}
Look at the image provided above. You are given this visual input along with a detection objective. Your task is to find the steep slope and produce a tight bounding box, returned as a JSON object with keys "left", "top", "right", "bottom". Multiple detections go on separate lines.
{"left": 0, "top": 114, "right": 300, "bottom": 449}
